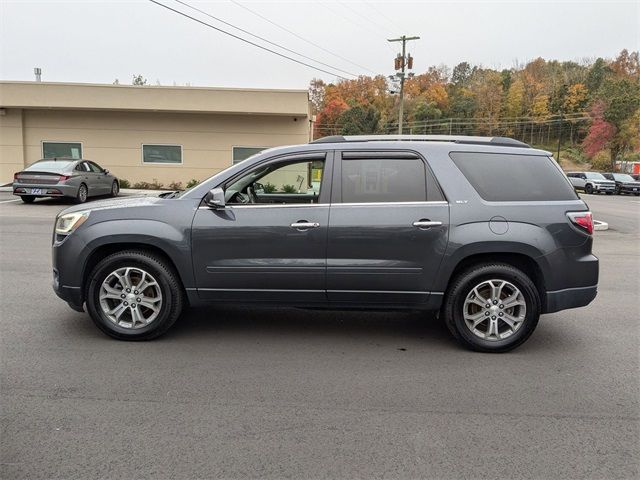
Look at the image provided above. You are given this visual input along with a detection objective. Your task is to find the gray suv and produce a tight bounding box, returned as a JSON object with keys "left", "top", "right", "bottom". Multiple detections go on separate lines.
{"left": 52, "top": 135, "right": 598, "bottom": 352}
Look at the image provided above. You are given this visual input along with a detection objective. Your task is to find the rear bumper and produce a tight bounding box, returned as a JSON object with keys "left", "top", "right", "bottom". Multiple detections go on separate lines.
{"left": 13, "top": 182, "right": 77, "bottom": 197}
{"left": 543, "top": 285, "right": 597, "bottom": 314}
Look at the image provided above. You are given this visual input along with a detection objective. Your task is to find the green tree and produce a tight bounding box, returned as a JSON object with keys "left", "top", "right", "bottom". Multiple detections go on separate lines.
{"left": 338, "top": 105, "right": 380, "bottom": 135}
{"left": 132, "top": 74, "right": 147, "bottom": 86}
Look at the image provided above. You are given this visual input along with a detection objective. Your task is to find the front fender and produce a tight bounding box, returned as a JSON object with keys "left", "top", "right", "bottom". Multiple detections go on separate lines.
{"left": 55, "top": 218, "right": 194, "bottom": 291}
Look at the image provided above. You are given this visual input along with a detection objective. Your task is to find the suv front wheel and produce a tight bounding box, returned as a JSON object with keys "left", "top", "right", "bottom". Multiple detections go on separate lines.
{"left": 86, "top": 250, "right": 184, "bottom": 340}
{"left": 442, "top": 263, "right": 541, "bottom": 352}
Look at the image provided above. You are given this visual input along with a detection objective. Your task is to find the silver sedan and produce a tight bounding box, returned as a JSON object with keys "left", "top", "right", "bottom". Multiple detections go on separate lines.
{"left": 13, "top": 158, "right": 119, "bottom": 203}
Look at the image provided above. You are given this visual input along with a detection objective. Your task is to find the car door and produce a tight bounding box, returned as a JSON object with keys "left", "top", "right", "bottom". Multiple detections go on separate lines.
{"left": 74, "top": 162, "right": 92, "bottom": 190}
{"left": 87, "top": 161, "right": 110, "bottom": 194}
{"left": 326, "top": 150, "right": 449, "bottom": 305}
{"left": 191, "top": 151, "right": 332, "bottom": 303}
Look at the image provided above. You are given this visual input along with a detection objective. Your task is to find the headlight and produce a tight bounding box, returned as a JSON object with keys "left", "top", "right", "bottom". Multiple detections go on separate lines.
{"left": 55, "top": 211, "right": 90, "bottom": 235}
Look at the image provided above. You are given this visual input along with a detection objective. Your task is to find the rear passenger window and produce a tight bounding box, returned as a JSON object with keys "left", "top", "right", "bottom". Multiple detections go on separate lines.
{"left": 449, "top": 152, "right": 578, "bottom": 201}
{"left": 341, "top": 158, "right": 427, "bottom": 203}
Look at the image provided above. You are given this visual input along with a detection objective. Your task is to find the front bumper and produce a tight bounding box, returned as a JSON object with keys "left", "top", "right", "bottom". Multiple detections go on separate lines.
{"left": 13, "top": 182, "right": 77, "bottom": 198}
{"left": 52, "top": 268, "right": 85, "bottom": 311}
{"left": 544, "top": 285, "right": 597, "bottom": 313}
{"left": 619, "top": 185, "right": 640, "bottom": 194}
{"left": 592, "top": 183, "right": 615, "bottom": 192}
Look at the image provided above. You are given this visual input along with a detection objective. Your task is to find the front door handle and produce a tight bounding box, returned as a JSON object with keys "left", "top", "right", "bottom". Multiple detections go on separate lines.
{"left": 290, "top": 221, "right": 320, "bottom": 230}
{"left": 412, "top": 220, "right": 442, "bottom": 229}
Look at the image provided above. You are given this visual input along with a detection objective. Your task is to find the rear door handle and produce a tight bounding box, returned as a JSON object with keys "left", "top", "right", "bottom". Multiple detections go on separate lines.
{"left": 412, "top": 220, "right": 442, "bottom": 229}
{"left": 290, "top": 221, "right": 320, "bottom": 230}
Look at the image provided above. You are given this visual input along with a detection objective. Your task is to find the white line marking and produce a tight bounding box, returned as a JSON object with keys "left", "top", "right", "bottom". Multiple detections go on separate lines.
{"left": 0, "top": 199, "right": 21, "bottom": 204}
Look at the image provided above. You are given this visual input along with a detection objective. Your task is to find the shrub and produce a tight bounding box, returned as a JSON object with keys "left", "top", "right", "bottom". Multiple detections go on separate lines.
{"left": 186, "top": 178, "right": 199, "bottom": 189}
{"left": 149, "top": 178, "right": 164, "bottom": 190}
{"left": 168, "top": 181, "right": 183, "bottom": 190}
{"left": 132, "top": 181, "right": 151, "bottom": 189}
{"left": 263, "top": 182, "right": 276, "bottom": 193}
{"left": 118, "top": 178, "right": 131, "bottom": 189}
{"left": 590, "top": 151, "right": 611, "bottom": 171}
{"left": 282, "top": 184, "right": 297, "bottom": 193}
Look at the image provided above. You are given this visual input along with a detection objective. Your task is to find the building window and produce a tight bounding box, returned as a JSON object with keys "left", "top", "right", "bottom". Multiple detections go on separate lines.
{"left": 232, "top": 146, "right": 266, "bottom": 164}
{"left": 42, "top": 142, "right": 82, "bottom": 159}
{"left": 142, "top": 144, "right": 182, "bottom": 164}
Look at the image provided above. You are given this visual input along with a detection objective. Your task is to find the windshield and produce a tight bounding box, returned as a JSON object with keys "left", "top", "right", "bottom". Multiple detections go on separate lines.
{"left": 613, "top": 173, "right": 634, "bottom": 182}
{"left": 25, "top": 160, "right": 74, "bottom": 173}
{"left": 585, "top": 172, "right": 606, "bottom": 180}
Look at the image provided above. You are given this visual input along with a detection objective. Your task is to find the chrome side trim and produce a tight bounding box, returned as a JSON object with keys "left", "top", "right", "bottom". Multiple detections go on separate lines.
{"left": 197, "top": 288, "right": 324, "bottom": 293}
{"left": 328, "top": 290, "right": 430, "bottom": 295}
{"left": 198, "top": 201, "right": 448, "bottom": 210}
{"left": 330, "top": 201, "right": 448, "bottom": 207}
{"left": 198, "top": 203, "right": 329, "bottom": 210}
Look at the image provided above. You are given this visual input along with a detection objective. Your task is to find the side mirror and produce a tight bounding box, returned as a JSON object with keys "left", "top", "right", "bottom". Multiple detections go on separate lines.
{"left": 205, "top": 187, "right": 226, "bottom": 209}
{"left": 103, "top": 169, "right": 109, "bottom": 174}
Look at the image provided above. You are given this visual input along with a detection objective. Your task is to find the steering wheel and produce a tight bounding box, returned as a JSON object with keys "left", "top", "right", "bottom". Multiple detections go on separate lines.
{"left": 229, "top": 191, "right": 251, "bottom": 204}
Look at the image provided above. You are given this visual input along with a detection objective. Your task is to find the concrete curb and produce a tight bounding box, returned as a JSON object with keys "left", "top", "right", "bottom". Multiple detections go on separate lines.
{"left": 593, "top": 220, "right": 609, "bottom": 231}
{"left": 0, "top": 185, "right": 168, "bottom": 196}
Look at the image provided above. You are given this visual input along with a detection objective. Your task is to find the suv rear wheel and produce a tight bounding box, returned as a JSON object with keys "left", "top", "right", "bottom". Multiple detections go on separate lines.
{"left": 86, "top": 250, "right": 184, "bottom": 340}
{"left": 442, "top": 263, "right": 541, "bottom": 352}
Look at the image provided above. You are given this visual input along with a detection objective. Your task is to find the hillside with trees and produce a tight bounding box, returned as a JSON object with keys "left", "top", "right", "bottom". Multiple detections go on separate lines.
{"left": 310, "top": 49, "right": 640, "bottom": 171}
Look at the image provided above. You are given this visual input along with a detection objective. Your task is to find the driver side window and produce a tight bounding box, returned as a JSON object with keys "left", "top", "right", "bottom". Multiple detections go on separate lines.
{"left": 226, "top": 157, "right": 325, "bottom": 205}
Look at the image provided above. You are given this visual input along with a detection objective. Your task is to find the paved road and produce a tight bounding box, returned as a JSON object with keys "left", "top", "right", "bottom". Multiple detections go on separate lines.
{"left": 1, "top": 192, "right": 638, "bottom": 479}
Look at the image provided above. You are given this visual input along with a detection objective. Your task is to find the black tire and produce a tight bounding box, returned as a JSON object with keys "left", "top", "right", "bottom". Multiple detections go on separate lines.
{"left": 606, "top": 192, "right": 613, "bottom": 195}
{"left": 21, "top": 195, "right": 35, "bottom": 203}
{"left": 442, "top": 263, "right": 541, "bottom": 353}
{"left": 615, "top": 185, "right": 621, "bottom": 195}
{"left": 585, "top": 184, "right": 594, "bottom": 194}
{"left": 86, "top": 250, "right": 184, "bottom": 340}
{"left": 110, "top": 180, "right": 119, "bottom": 197}
{"left": 76, "top": 183, "right": 88, "bottom": 203}
{"left": 635, "top": 193, "right": 640, "bottom": 196}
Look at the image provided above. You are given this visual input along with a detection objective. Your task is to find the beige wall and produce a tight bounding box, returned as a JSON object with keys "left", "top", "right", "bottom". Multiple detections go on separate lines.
{"left": 0, "top": 109, "right": 25, "bottom": 182}
{"left": 1, "top": 108, "right": 309, "bottom": 185}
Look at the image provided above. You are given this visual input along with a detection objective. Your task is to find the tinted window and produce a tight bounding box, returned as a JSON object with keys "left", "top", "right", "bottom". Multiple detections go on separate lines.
{"left": 450, "top": 152, "right": 577, "bottom": 201}
{"left": 75, "top": 162, "right": 90, "bottom": 172}
{"left": 341, "top": 158, "right": 427, "bottom": 203}
{"left": 25, "top": 160, "right": 74, "bottom": 173}
{"left": 233, "top": 146, "right": 266, "bottom": 164}
{"left": 42, "top": 142, "right": 82, "bottom": 159}
{"left": 613, "top": 173, "right": 634, "bottom": 182}
{"left": 87, "top": 162, "right": 103, "bottom": 173}
{"left": 143, "top": 145, "right": 182, "bottom": 164}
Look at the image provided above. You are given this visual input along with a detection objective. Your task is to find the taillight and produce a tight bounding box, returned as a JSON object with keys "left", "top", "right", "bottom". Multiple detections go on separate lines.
{"left": 59, "top": 175, "right": 71, "bottom": 182}
{"left": 567, "top": 211, "right": 593, "bottom": 235}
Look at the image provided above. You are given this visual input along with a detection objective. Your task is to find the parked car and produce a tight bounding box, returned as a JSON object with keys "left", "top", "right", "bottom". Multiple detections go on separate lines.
{"left": 601, "top": 173, "right": 640, "bottom": 195}
{"left": 566, "top": 171, "right": 615, "bottom": 194}
{"left": 13, "top": 158, "right": 119, "bottom": 203}
{"left": 52, "top": 135, "right": 598, "bottom": 352}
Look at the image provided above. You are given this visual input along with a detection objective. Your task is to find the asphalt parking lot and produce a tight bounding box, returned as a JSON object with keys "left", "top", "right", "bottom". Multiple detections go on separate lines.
{"left": 1, "top": 191, "right": 638, "bottom": 479}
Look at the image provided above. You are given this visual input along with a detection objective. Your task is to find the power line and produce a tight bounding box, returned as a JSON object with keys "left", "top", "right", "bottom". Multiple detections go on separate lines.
{"left": 229, "top": 0, "right": 377, "bottom": 75}
{"left": 364, "top": 1, "right": 405, "bottom": 33}
{"left": 148, "top": 0, "right": 351, "bottom": 80}
{"left": 172, "top": 0, "right": 359, "bottom": 77}
{"left": 318, "top": 1, "right": 394, "bottom": 53}
{"left": 336, "top": 0, "right": 393, "bottom": 35}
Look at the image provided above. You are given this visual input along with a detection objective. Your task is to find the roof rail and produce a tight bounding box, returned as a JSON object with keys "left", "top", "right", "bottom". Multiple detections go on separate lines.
{"left": 310, "top": 134, "right": 530, "bottom": 148}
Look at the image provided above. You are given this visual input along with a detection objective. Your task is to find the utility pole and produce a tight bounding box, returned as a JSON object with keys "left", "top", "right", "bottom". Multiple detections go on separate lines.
{"left": 388, "top": 35, "right": 419, "bottom": 134}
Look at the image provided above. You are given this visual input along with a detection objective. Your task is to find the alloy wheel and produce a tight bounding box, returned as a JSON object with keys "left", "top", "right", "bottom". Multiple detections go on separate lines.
{"left": 99, "top": 267, "right": 163, "bottom": 329}
{"left": 462, "top": 279, "right": 526, "bottom": 341}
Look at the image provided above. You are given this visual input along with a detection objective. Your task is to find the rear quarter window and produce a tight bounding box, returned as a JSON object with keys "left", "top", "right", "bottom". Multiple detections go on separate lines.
{"left": 449, "top": 152, "right": 578, "bottom": 201}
